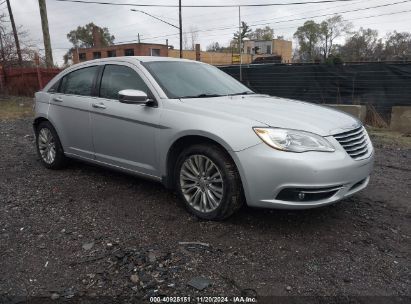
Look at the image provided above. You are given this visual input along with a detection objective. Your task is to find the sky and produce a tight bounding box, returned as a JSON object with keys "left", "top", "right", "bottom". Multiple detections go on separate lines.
{"left": 3, "top": 0, "right": 411, "bottom": 66}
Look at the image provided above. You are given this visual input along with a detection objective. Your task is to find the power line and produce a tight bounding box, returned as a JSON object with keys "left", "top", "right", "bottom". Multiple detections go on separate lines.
{"left": 115, "top": 8, "right": 411, "bottom": 44}
{"left": 46, "top": 0, "right": 363, "bottom": 33}
{"left": 130, "top": 9, "right": 179, "bottom": 29}
{"left": 110, "top": 0, "right": 411, "bottom": 44}
{"left": 53, "top": 0, "right": 360, "bottom": 8}
{"left": 177, "top": 0, "right": 364, "bottom": 26}
{"left": 144, "top": 2, "right": 411, "bottom": 41}
{"left": 250, "top": 0, "right": 411, "bottom": 26}
{"left": 249, "top": 0, "right": 411, "bottom": 27}
{"left": 199, "top": 0, "right": 411, "bottom": 34}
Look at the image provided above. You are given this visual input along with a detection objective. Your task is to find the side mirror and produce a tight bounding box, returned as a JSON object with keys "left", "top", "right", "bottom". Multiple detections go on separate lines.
{"left": 118, "top": 89, "right": 149, "bottom": 105}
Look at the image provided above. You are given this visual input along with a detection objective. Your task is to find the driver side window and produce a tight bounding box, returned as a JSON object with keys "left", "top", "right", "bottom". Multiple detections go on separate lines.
{"left": 99, "top": 65, "right": 149, "bottom": 100}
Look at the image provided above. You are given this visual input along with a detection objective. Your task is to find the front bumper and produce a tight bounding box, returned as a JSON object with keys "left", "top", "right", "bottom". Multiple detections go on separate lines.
{"left": 232, "top": 138, "right": 374, "bottom": 209}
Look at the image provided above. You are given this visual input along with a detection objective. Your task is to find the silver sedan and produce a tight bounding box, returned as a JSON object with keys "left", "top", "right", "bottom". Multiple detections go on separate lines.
{"left": 33, "top": 57, "right": 374, "bottom": 220}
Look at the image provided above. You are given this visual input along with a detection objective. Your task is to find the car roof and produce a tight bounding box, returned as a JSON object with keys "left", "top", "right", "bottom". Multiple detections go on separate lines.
{"left": 133, "top": 56, "right": 193, "bottom": 63}
{"left": 75, "top": 56, "right": 196, "bottom": 66}
{"left": 68, "top": 56, "right": 204, "bottom": 72}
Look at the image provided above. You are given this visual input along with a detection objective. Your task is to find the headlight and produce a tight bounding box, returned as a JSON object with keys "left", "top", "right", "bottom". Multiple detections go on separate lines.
{"left": 253, "top": 127, "right": 335, "bottom": 153}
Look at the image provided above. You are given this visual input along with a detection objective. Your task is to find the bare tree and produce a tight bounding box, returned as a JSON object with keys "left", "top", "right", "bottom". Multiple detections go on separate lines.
{"left": 182, "top": 32, "right": 189, "bottom": 50}
{"left": 183, "top": 26, "right": 198, "bottom": 50}
{"left": 383, "top": 31, "right": 411, "bottom": 60}
{"left": 339, "top": 28, "right": 383, "bottom": 62}
{"left": 319, "top": 15, "right": 352, "bottom": 61}
{"left": 0, "top": 13, "right": 39, "bottom": 66}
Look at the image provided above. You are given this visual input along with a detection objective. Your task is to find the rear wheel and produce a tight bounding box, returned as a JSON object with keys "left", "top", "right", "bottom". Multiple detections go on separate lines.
{"left": 35, "top": 121, "right": 67, "bottom": 169}
{"left": 175, "top": 144, "right": 243, "bottom": 220}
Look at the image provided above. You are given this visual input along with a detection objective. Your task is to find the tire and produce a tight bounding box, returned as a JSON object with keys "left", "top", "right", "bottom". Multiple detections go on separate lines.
{"left": 35, "top": 121, "right": 67, "bottom": 169}
{"left": 175, "top": 144, "right": 244, "bottom": 220}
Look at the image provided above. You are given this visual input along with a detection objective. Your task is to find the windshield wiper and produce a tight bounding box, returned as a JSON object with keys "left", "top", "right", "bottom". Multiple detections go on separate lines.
{"left": 180, "top": 93, "right": 224, "bottom": 99}
{"left": 228, "top": 91, "right": 255, "bottom": 96}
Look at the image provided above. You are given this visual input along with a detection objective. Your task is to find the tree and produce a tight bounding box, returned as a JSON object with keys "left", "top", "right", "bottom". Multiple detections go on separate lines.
{"left": 249, "top": 26, "right": 274, "bottom": 41}
{"left": 182, "top": 27, "right": 199, "bottom": 51}
{"left": 190, "top": 27, "right": 199, "bottom": 51}
{"left": 339, "top": 28, "right": 383, "bottom": 62}
{"left": 294, "top": 20, "right": 321, "bottom": 62}
{"left": 383, "top": 31, "right": 411, "bottom": 60}
{"left": 233, "top": 21, "right": 252, "bottom": 47}
{"left": 67, "top": 22, "right": 114, "bottom": 48}
{"left": 206, "top": 42, "right": 232, "bottom": 53}
{"left": 206, "top": 42, "right": 221, "bottom": 52}
{"left": 6, "top": 0, "right": 22, "bottom": 65}
{"left": 0, "top": 13, "right": 38, "bottom": 66}
{"left": 319, "top": 15, "right": 352, "bottom": 61}
{"left": 64, "top": 22, "right": 114, "bottom": 64}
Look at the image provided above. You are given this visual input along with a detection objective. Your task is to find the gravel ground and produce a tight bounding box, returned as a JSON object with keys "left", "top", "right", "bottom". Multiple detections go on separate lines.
{"left": 0, "top": 117, "right": 410, "bottom": 303}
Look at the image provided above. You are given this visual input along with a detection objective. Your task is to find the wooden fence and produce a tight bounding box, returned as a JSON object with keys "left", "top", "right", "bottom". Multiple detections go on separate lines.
{"left": 0, "top": 66, "right": 61, "bottom": 96}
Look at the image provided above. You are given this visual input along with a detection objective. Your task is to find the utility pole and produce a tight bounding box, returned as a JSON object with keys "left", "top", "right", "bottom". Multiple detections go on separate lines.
{"left": 38, "top": 0, "right": 53, "bottom": 67}
{"left": 238, "top": 6, "right": 242, "bottom": 82}
{"left": 74, "top": 33, "right": 79, "bottom": 63}
{"left": 179, "top": 0, "right": 182, "bottom": 58}
{"left": 6, "top": 0, "right": 22, "bottom": 65}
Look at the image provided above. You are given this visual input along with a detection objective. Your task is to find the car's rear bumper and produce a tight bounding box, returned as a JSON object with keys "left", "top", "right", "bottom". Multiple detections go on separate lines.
{"left": 232, "top": 141, "right": 374, "bottom": 209}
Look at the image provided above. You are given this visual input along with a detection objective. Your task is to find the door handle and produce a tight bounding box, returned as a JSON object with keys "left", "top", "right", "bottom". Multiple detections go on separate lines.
{"left": 92, "top": 102, "right": 106, "bottom": 109}
{"left": 52, "top": 97, "right": 63, "bottom": 102}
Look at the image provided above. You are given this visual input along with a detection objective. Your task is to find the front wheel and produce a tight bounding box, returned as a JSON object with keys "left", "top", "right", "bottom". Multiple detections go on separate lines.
{"left": 175, "top": 144, "right": 243, "bottom": 220}
{"left": 35, "top": 121, "right": 67, "bottom": 169}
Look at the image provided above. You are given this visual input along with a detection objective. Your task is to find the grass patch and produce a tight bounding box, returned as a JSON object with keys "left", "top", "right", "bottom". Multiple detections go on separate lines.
{"left": 368, "top": 127, "right": 411, "bottom": 149}
{"left": 0, "top": 96, "right": 34, "bottom": 120}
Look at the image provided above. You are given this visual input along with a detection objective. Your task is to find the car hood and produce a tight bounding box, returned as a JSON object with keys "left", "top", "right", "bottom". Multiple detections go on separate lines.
{"left": 180, "top": 95, "right": 361, "bottom": 136}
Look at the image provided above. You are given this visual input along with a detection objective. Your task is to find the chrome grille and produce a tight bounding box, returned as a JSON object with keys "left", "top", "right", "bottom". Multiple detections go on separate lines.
{"left": 334, "top": 126, "right": 369, "bottom": 160}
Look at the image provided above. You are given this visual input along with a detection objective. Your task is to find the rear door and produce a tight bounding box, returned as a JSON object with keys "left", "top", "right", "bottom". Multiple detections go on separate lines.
{"left": 89, "top": 63, "right": 161, "bottom": 177}
{"left": 48, "top": 65, "right": 99, "bottom": 159}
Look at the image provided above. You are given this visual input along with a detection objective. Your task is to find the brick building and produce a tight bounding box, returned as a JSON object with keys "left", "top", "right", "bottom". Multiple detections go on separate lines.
{"left": 243, "top": 38, "right": 293, "bottom": 63}
{"left": 72, "top": 42, "right": 169, "bottom": 64}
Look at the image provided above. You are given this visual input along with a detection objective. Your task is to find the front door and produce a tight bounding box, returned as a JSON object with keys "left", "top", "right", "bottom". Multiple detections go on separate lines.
{"left": 89, "top": 64, "right": 161, "bottom": 178}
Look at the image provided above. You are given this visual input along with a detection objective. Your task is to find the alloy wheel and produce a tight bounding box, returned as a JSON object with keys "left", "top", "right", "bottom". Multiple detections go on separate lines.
{"left": 38, "top": 128, "right": 56, "bottom": 164}
{"left": 179, "top": 154, "right": 224, "bottom": 213}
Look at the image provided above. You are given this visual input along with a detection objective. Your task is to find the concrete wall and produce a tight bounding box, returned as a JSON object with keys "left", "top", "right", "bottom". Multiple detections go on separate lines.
{"left": 168, "top": 49, "right": 252, "bottom": 65}
{"left": 325, "top": 104, "right": 367, "bottom": 122}
{"left": 390, "top": 106, "right": 411, "bottom": 133}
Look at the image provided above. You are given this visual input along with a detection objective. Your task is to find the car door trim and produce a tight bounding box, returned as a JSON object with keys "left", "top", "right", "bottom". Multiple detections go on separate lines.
{"left": 91, "top": 109, "right": 170, "bottom": 129}
{"left": 64, "top": 151, "right": 162, "bottom": 181}
{"left": 51, "top": 102, "right": 169, "bottom": 129}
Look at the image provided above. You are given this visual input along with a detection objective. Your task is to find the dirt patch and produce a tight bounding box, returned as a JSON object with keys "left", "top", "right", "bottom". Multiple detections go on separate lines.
{"left": 0, "top": 117, "right": 410, "bottom": 302}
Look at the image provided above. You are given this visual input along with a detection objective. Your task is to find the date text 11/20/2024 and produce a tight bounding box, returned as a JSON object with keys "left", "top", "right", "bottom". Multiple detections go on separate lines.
{"left": 149, "top": 296, "right": 257, "bottom": 303}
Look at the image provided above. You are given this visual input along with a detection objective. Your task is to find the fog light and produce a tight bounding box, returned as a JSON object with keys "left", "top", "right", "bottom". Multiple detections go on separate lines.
{"left": 298, "top": 192, "right": 306, "bottom": 200}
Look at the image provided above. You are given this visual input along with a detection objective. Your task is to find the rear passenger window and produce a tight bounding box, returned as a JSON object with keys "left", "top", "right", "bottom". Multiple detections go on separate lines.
{"left": 60, "top": 66, "right": 98, "bottom": 96}
{"left": 100, "top": 65, "right": 149, "bottom": 100}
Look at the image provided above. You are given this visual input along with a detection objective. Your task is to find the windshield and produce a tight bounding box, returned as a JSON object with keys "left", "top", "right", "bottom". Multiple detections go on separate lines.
{"left": 142, "top": 61, "right": 254, "bottom": 99}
